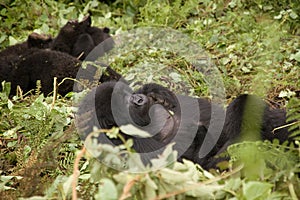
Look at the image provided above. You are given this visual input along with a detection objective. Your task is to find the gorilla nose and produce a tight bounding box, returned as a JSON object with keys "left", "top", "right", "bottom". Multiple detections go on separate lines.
{"left": 130, "top": 94, "right": 148, "bottom": 106}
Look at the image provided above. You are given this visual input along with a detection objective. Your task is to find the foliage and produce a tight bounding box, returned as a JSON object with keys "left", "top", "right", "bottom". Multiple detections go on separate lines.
{"left": 0, "top": 0, "right": 299, "bottom": 199}
{"left": 0, "top": 82, "right": 80, "bottom": 197}
{"left": 287, "top": 97, "right": 300, "bottom": 139}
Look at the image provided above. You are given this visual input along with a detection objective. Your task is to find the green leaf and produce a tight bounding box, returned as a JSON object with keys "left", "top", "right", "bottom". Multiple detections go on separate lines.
{"left": 78, "top": 174, "right": 91, "bottom": 180}
{"left": 243, "top": 181, "right": 273, "bottom": 200}
{"left": 186, "top": 184, "right": 222, "bottom": 198}
{"left": 120, "top": 124, "right": 152, "bottom": 138}
{"left": 169, "top": 72, "right": 181, "bottom": 83}
{"left": 62, "top": 175, "right": 73, "bottom": 198}
{"left": 8, "top": 36, "right": 18, "bottom": 45}
{"left": 290, "top": 51, "right": 300, "bottom": 62}
{"left": 1, "top": 175, "right": 22, "bottom": 182}
{"left": 95, "top": 178, "right": 118, "bottom": 200}
{"left": 1, "top": 81, "right": 11, "bottom": 97}
{"left": 278, "top": 89, "right": 296, "bottom": 98}
{"left": 0, "top": 35, "right": 7, "bottom": 44}
{"left": 7, "top": 99, "right": 13, "bottom": 110}
{"left": 289, "top": 11, "right": 298, "bottom": 19}
{"left": 160, "top": 168, "right": 189, "bottom": 184}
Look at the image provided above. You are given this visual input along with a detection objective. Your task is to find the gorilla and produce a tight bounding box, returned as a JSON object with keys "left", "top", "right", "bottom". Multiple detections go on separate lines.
{"left": 77, "top": 80, "right": 295, "bottom": 170}
{"left": 77, "top": 80, "right": 226, "bottom": 168}
{"left": 10, "top": 49, "right": 81, "bottom": 96}
{"left": 9, "top": 57, "right": 120, "bottom": 96}
{"left": 51, "top": 15, "right": 113, "bottom": 60}
{"left": 0, "top": 33, "right": 53, "bottom": 91}
{"left": 0, "top": 15, "right": 114, "bottom": 96}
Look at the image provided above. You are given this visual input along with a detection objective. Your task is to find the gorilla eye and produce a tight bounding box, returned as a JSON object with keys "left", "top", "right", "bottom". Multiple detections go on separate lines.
{"left": 137, "top": 99, "right": 143, "bottom": 104}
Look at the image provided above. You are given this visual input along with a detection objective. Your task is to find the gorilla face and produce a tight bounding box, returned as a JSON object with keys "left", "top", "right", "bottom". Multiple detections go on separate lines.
{"left": 129, "top": 93, "right": 152, "bottom": 126}
{"left": 80, "top": 81, "right": 173, "bottom": 156}
{"left": 93, "top": 81, "right": 176, "bottom": 140}
{"left": 128, "top": 91, "right": 178, "bottom": 142}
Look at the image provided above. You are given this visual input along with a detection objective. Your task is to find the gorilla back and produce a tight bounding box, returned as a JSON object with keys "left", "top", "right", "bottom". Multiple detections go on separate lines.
{"left": 220, "top": 94, "right": 293, "bottom": 146}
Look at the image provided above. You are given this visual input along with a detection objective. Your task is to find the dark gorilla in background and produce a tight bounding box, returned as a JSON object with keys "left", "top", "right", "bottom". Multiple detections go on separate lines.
{"left": 77, "top": 79, "right": 295, "bottom": 170}
{"left": 0, "top": 15, "right": 114, "bottom": 96}
{"left": 51, "top": 15, "right": 113, "bottom": 60}
{"left": 0, "top": 33, "right": 53, "bottom": 90}
{"left": 11, "top": 50, "right": 81, "bottom": 96}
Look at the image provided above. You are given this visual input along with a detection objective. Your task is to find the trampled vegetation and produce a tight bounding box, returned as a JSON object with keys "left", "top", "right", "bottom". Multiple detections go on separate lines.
{"left": 0, "top": 0, "right": 299, "bottom": 199}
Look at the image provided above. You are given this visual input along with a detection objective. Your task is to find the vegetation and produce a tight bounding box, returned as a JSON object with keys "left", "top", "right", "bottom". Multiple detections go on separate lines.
{"left": 0, "top": 0, "right": 299, "bottom": 199}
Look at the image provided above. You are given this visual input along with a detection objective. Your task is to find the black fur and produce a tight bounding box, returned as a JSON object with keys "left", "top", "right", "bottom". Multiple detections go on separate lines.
{"left": 219, "top": 94, "right": 292, "bottom": 146}
{"left": 0, "top": 33, "right": 53, "bottom": 91}
{"left": 0, "top": 15, "right": 114, "bottom": 96}
{"left": 77, "top": 80, "right": 294, "bottom": 170}
{"left": 51, "top": 15, "right": 112, "bottom": 60}
{"left": 77, "top": 81, "right": 225, "bottom": 167}
{"left": 11, "top": 49, "right": 81, "bottom": 96}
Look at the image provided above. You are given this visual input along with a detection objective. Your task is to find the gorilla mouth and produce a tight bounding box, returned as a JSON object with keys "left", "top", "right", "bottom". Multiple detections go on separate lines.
{"left": 130, "top": 94, "right": 148, "bottom": 106}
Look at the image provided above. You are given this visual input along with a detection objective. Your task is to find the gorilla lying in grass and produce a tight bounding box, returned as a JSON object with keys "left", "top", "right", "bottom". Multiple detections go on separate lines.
{"left": 77, "top": 80, "right": 294, "bottom": 170}
{"left": 0, "top": 33, "right": 53, "bottom": 90}
{"left": 0, "top": 15, "right": 114, "bottom": 96}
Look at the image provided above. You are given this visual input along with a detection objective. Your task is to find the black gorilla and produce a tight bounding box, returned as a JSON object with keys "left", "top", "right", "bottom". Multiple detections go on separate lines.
{"left": 77, "top": 80, "right": 294, "bottom": 170}
{"left": 0, "top": 33, "right": 53, "bottom": 90}
{"left": 133, "top": 83, "right": 227, "bottom": 166}
{"left": 0, "top": 15, "right": 114, "bottom": 96}
{"left": 0, "top": 32, "right": 52, "bottom": 58}
{"left": 77, "top": 81, "right": 226, "bottom": 167}
{"left": 10, "top": 50, "right": 81, "bottom": 96}
{"left": 51, "top": 15, "right": 112, "bottom": 60}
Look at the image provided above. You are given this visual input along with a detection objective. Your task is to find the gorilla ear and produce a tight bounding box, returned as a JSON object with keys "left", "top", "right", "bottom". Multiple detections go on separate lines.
{"left": 81, "top": 15, "right": 92, "bottom": 27}
{"left": 103, "top": 27, "right": 110, "bottom": 33}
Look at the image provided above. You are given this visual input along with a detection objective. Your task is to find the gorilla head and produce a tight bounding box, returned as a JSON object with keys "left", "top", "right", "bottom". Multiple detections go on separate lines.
{"left": 51, "top": 15, "right": 112, "bottom": 60}
{"left": 77, "top": 81, "right": 180, "bottom": 158}
{"left": 92, "top": 81, "right": 177, "bottom": 142}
